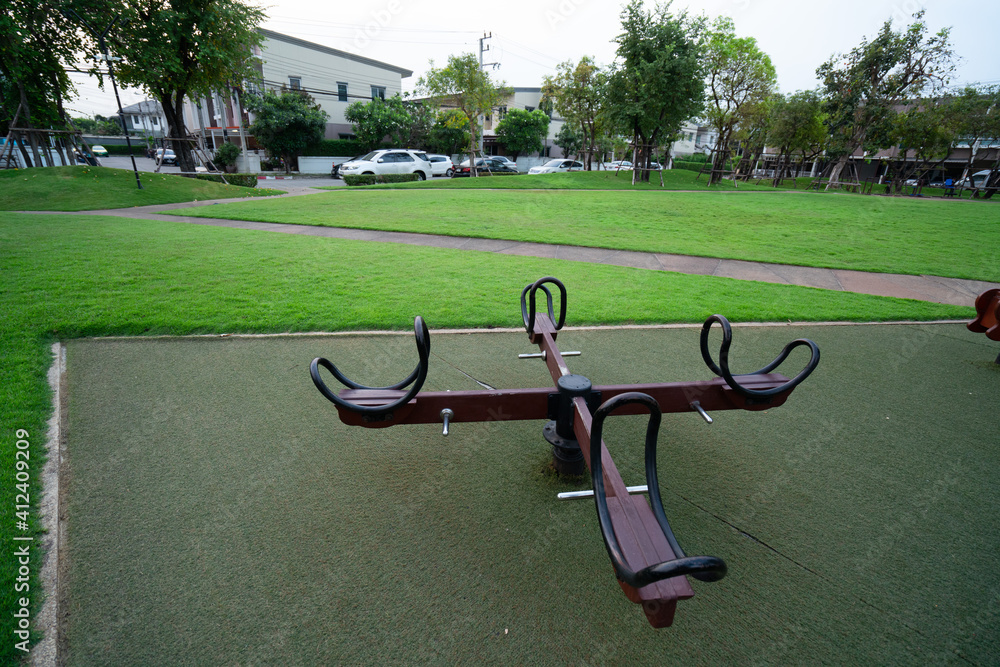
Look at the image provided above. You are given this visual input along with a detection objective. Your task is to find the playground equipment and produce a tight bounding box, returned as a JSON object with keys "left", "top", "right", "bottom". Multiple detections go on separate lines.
{"left": 310, "top": 278, "right": 820, "bottom": 628}
{"left": 968, "top": 288, "right": 1000, "bottom": 364}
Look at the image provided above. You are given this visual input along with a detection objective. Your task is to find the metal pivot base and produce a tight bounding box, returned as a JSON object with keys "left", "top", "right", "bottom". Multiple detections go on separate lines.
{"left": 543, "top": 420, "right": 585, "bottom": 476}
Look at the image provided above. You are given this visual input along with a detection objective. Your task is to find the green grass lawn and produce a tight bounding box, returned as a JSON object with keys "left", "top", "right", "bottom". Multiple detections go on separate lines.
{"left": 0, "top": 211, "right": 976, "bottom": 661}
{"left": 331, "top": 168, "right": 775, "bottom": 191}
{"left": 172, "top": 188, "right": 1000, "bottom": 282}
{"left": 0, "top": 165, "right": 283, "bottom": 211}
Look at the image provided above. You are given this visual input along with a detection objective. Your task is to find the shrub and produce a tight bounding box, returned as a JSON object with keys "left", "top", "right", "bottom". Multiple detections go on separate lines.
{"left": 304, "top": 139, "right": 370, "bottom": 157}
{"left": 213, "top": 142, "right": 242, "bottom": 169}
{"left": 193, "top": 173, "right": 258, "bottom": 188}
{"left": 102, "top": 144, "right": 146, "bottom": 156}
{"left": 344, "top": 173, "right": 420, "bottom": 186}
{"left": 673, "top": 161, "right": 706, "bottom": 173}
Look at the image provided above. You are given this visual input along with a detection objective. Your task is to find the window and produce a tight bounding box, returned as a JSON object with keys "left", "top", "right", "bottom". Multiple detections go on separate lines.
{"left": 525, "top": 106, "right": 535, "bottom": 112}
{"left": 337, "top": 82, "right": 348, "bottom": 102}
{"left": 289, "top": 77, "right": 301, "bottom": 90}
{"left": 371, "top": 85, "right": 386, "bottom": 100}
{"left": 151, "top": 117, "right": 158, "bottom": 126}
{"left": 338, "top": 133, "right": 356, "bottom": 140}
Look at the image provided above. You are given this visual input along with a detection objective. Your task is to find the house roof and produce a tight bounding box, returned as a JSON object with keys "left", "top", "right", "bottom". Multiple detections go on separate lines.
{"left": 120, "top": 100, "right": 163, "bottom": 115}
{"left": 259, "top": 29, "right": 413, "bottom": 78}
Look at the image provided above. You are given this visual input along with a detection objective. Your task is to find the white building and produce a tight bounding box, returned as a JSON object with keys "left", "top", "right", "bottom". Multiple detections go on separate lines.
{"left": 121, "top": 100, "right": 167, "bottom": 139}
{"left": 482, "top": 87, "right": 566, "bottom": 158}
{"left": 184, "top": 28, "right": 413, "bottom": 151}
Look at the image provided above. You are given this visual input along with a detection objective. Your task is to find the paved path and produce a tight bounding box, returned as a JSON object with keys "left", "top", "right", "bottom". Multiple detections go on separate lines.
{"left": 40, "top": 189, "right": 1000, "bottom": 307}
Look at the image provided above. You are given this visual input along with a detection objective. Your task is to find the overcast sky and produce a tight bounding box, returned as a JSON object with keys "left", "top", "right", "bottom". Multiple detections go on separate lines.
{"left": 67, "top": 0, "right": 999, "bottom": 118}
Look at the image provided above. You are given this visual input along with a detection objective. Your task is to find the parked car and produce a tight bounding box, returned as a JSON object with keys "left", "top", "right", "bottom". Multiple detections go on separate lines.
{"left": 155, "top": 148, "right": 177, "bottom": 165}
{"left": 528, "top": 159, "right": 584, "bottom": 175}
{"left": 603, "top": 160, "right": 632, "bottom": 170}
{"left": 332, "top": 155, "right": 365, "bottom": 179}
{"left": 427, "top": 154, "right": 455, "bottom": 177}
{"left": 74, "top": 151, "right": 101, "bottom": 167}
{"left": 490, "top": 156, "right": 518, "bottom": 171}
{"left": 338, "top": 149, "right": 432, "bottom": 180}
{"left": 90, "top": 144, "right": 108, "bottom": 157}
{"left": 452, "top": 158, "right": 520, "bottom": 177}
{"left": 966, "top": 169, "right": 994, "bottom": 189}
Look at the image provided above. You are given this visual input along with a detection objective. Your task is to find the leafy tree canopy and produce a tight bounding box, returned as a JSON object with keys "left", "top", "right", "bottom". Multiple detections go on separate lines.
{"left": 553, "top": 123, "right": 582, "bottom": 160}
{"left": 495, "top": 108, "right": 550, "bottom": 159}
{"left": 246, "top": 88, "right": 328, "bottom": 173}
{"left": 542, "top": 56, "right": 606, "bottom": 169}
{"left": 0, "top": 0, "right": 84, "bottom": 133}
{"left": 417, "top": 53, "right": 512, "bottom": 173}
{"left": 604, "top": 0, "right": 705, "bottom": 181}
{"left": 816, "top": 10, "right": 955, "bottom": 183}
{"left": 426, "top": 109, "right": 470, "bottom": 156}
{"left": 101, "top": 0, "right": 265, "bottom": 171}
{"left": 703, "top": 16, "right": 777, "bottom": 183}
{"left": 345, "top": 95, "right": 412, "bottom": 151}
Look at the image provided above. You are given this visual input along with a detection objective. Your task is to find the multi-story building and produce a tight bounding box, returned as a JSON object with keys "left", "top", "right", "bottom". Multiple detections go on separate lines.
{"left": 121, "top": 100, "right": 168, "bottom": 139}
{"left": 184, "top": 28, "right": 412, "bottom": 151}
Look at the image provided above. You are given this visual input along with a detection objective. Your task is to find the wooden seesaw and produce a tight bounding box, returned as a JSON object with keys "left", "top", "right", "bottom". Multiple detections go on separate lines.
{"left": 310, "top": 277, "right": 820, "bottom": 628}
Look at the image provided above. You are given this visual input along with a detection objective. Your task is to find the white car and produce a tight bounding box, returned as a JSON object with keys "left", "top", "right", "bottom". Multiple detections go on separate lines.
{"left": 527, "top": 159, "right": 584, "bottom": 175}
{"left": 604, "top": 160, "right": 632, "bottom": 170}
{"left": 338, "top": 149, "right": 433, "bottom": 180}
{"left": 427, "top": 154, "right": 454, "bottom": 177}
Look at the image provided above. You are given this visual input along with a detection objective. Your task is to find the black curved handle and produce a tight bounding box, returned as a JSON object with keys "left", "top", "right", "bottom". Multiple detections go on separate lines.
{"left": 520, "top": 276, "right": 567, "bottom": 334}
{"left": 590, "top": 392, "right": 727, "bottom": 588}
{"left": 700, "top": 315, "right": 820, "bottom": 399}
{"left": 310, "top": 316, "right": 430, "bottom": 416}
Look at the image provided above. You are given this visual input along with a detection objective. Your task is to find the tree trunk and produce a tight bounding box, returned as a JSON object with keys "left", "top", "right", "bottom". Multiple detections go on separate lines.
{"left": 159, "top": 90, "right": 196, "bottom": 172}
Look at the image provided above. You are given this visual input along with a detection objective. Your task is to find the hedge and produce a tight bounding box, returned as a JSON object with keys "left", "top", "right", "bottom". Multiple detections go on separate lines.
{"left": 344, "top": 173, "right": 420, "bottom": 186}
{"left": 304, "top": 139, "right": 371, "bottom": 157}
{"left": 192, "top": 173, "right": 258, "bottom": 188}
{"left": 101, "top": 144, "right": 147, "bottom": 156}
{"left": 673, "top": 161, "right": 707, "bottom": 173}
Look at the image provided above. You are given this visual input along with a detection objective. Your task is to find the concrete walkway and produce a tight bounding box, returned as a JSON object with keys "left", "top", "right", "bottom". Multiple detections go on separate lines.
{"left": 49, "top": 191, "right": 1000, "bottom": 308}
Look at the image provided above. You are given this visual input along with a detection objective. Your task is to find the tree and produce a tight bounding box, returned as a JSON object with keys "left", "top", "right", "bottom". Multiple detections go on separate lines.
{"left": 0, "top": 0, "right": 86, "bottom": 165}
{"left": 417, "top": 53, "right": 512, "bottom": 176}
{"left": 426, "top": 109, "right": 469, "bottom": 156}
{"left": 72, "top": 115, "right": 124, "bottom": 136}
{"left": 542, "top": 56, "right": 606, "bottom": 170}
{"left": 106, "top": 0, "right": 265, "bottom": 172}
{"left": 345, "top": 95, "right": 412, "bottom": 151}
{"left": 604, "top": 1, "right": 705, "bottom": 182}
{"left": 553, "top": 123, "right": 583, "bottom": 160}
{"left": 879, "top": 96, "right": 959, "bottom": 194}
{"left": 703, "top": 16, "right": 777, "bottom": 184}
{"left": 246, "top": 88, "right": 328, "bottom": 173}
{"left": 395, "top": 101, "right": 436, "bottom": 150}
{"left": 495, "top": 108, "right": 550, "bottom": 159}
{"left": 765, "top": 90, "right": 827, "bottom": 184}
{"left": 949, "top": 85, "right": 1000, "bottom": 183}
{"left": 817, "top": 11, "right": 955, "bottom": 186}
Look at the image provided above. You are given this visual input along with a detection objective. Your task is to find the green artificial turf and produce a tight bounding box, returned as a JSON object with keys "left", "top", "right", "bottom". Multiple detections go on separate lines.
{"left": 170, "top": 188, "right": 1000, "bottom": 282}
{"left": 0, "top": 166, "right": 283, "bottom": 211}
{"left": 0, "top": 212, "right": 975, "bottom": 662}
{"left": 59, "top": 324, "right": 1000, "bottom": 664}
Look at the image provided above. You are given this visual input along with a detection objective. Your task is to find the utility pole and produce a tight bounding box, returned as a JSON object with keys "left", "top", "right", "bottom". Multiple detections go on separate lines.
{"left": 64, "top": 10, "right": 143, "bottom": 189}
{"left": 477, "top": 32, "right": 498, "bottom": 154}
